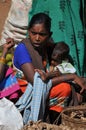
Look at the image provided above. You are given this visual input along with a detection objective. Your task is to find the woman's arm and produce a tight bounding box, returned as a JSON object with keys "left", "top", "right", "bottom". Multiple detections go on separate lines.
{"left": 36, "top": 69, "right": 86, "bottom": 94}
{"left": 14, "top": 43, "right": 35, "bottom": 85}
{"left": 21, "top": 63, "right": 35, "bottom": 85}
{"left": 51, "top": 74, "right": 86, "bottom": 94}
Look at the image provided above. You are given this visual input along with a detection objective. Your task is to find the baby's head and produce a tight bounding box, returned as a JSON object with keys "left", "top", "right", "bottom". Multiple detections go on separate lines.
{"left": 51, "top": 41, "right": 70, "bottom": 66}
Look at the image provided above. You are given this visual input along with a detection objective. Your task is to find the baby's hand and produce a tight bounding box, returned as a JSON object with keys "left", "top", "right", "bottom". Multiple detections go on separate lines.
{"left": 35, "top": 69, "right": 47, "bottom": 81}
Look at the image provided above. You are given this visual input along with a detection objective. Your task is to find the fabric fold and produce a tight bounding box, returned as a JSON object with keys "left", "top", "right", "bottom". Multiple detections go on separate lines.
{"left": 15, "top": 72, "right": 52, "bottom": 124}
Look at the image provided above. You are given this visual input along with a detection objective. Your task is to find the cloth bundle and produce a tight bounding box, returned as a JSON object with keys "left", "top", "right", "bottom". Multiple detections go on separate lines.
{"left": 15, "top": 72, "right": 52, "bottom": 124}
{"left": 0, "top": 0, "right": 32, "bottom": 45}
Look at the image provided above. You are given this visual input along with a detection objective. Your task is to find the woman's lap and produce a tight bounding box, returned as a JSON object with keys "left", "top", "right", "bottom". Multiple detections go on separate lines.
{"left": 49, "top": 82, "right": 71, "bottom": 112}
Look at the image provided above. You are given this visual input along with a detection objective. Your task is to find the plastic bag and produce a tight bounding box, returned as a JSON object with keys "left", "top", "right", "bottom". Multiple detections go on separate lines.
{"left": 0, "top": 98, "right": 23, "bottom": 130}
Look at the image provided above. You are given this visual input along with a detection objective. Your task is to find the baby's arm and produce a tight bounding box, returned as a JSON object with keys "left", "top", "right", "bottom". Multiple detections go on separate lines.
{"left": 36, "top": 69, "right": 61, "bottom": 82}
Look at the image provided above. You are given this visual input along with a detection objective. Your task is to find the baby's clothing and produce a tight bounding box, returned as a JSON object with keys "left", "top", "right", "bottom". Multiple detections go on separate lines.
{"left": 54, "top": 61, "right": 76, "bottom": 74}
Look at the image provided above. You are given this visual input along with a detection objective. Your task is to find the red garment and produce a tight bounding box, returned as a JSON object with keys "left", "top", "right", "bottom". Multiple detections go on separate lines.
{"left": 49, "top": 82, "right": 71, "bottom": 112}
{"left": 17, "top": 78, "right": 28, "bottom": 93}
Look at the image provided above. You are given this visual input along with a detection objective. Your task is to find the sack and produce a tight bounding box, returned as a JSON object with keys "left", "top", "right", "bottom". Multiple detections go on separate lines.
{"left": 0, "top": 98, "right": 23, "bottom": 130}
{"left": 0, "top": 0, "right": 32, "bottom": 45}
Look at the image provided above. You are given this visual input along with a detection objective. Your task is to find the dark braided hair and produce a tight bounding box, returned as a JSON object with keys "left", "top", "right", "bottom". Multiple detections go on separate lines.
{"left": 28, "top": 12, "right": 51, "bottom": 33}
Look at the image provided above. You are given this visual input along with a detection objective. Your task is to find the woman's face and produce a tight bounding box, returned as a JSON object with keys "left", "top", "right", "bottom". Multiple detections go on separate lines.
{"left": 28, "top": 23, "right": 50, "bottom": 48}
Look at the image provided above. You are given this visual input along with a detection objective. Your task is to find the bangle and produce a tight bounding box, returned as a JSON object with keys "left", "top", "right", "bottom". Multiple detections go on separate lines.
{"left": 0, "top": 57, "right": 6, "bottom": 64}
{"left": 0, "top": 57, "right": 6, "bottom": 61}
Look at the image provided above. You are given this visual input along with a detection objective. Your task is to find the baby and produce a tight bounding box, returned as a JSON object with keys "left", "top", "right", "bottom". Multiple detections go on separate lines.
{"left": 37, "top": 41, "right": 76, "bottom": 81}
{"left": 50, "top": 41, "right": 76, "bottom": 73}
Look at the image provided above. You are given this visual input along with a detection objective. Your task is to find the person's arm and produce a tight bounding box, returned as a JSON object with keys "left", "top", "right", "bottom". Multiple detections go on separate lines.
{"left": 51, "top": 73, "right": 86, "bottom": 94}
{"left": 36, "top": 69, "right": 86, "bottom": 94}
{"left": 0, "top": 38, "right": 15, "bottom": 81}
{"left": 14, "top": 43, "right": 35, "bottom": 85}
{"left": 21, "top": 63, "right": 35, "bottom": 85}
{"left": 36, "top": 69, "right": 61, "bottom": 81}
{"left": 36, "top": 69, "right": 75, "bottom": 84}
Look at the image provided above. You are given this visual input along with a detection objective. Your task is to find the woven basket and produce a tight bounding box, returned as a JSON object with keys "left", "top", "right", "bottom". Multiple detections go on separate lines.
{"left": 61, "top": 105, "right": 86, "bottom": 129}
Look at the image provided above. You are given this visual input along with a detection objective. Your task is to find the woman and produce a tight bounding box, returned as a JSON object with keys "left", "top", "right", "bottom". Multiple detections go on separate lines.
{"left": 29, "top": 0, "right": 85, "bottom": 76}
{"left": 13, "top": 13, "right": 86, "bottom": 124}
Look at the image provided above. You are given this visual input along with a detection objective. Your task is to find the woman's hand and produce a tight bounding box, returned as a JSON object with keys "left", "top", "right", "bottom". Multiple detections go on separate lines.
{"left": 73, "top": 75, "right": 86, "bottom": 94}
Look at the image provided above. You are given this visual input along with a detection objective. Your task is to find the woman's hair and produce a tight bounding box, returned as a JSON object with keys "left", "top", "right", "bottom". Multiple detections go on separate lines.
{"left": 28, "top": 12, "right": 51, "bottom": 33}
{"left": 52, "top": 41, "right": 70, "bottom": 61}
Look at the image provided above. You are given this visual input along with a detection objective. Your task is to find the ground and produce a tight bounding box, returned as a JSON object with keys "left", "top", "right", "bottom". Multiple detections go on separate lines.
{"left": 0, "top": 0, "right": 11, "bottom": 38}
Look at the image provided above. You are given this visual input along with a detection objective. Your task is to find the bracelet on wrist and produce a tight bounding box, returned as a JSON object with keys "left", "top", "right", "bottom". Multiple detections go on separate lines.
{"left": 0, "top": 57, "right": 6, "bottom": 64}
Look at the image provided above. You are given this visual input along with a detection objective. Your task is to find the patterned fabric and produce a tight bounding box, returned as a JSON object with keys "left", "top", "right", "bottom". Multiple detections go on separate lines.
{"left": 29, "top": 0, "right": 85, "bottom": 76}
{"left": 13, "top": 65, "right": 28, "bottom": 93}
{"left": 15, "top": 72, "right": 52, "bottom": 124}
{"left": 49, "top": 82, "right": 71, "bottom": 112}
{"left": 0, "top": 67, "right": 20, "bottom": 99}
{"left": 54, "top": 61, "right": 76, "bottom": 74}
{"left": 49, "top": 97, "right": 69, "bottom": 108}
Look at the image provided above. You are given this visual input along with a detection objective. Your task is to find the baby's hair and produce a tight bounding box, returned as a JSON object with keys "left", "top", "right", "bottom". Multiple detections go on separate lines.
{"left": 28, "top": 12, "right": 51, "bottom": 33}
{"left": 52, "top": 41, "right": 70, "bottom": 61}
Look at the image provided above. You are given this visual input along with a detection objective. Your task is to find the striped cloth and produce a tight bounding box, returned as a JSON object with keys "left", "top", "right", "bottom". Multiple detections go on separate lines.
{"left": 15, "top": 72, "right": 52, "bottom": 124}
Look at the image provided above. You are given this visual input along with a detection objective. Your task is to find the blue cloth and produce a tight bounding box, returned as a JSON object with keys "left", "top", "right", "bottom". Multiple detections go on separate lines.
{"left": 15, "top": 72, "right": 52, "bottom": 124}
{"left": 0, "top": 68, "right": 20, "bottom": 98}
{"left": 14, "top": 43, "right": 32, "bottom": 70}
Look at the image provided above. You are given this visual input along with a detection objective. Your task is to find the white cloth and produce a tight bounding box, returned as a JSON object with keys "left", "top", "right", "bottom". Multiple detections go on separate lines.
{"left": 0, "top": 0, "right": 32, "bottom": 45}
{"left": 0, "top": 98, "right": 23, "bottom": 130}
{"left": 54, "top": 61, "right": 76, "bottom": 74}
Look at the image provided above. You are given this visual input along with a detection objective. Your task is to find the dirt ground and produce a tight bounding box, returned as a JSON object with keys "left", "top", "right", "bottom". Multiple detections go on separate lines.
{"left": 0, "top": 0, "right": 11, "bottom": 38}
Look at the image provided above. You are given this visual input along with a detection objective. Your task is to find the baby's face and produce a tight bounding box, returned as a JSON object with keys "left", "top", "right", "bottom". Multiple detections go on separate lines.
{"left": 51, "top": 53, "right": 62, "bottom": 67}
{"left": 51, "top": 59, "right": 58, "bottom": 67}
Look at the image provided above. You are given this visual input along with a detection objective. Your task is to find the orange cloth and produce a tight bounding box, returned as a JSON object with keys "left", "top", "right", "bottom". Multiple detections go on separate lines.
{"left": 49, "top": 82, "right": 71, "bottom": 112}
{"left": 17, "top": 78, "right": 28, "bottom": 93}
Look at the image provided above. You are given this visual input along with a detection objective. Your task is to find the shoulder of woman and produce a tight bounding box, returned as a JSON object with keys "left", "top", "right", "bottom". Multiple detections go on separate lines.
{"left": 14, "top": 42, "right": 31, "bottom": 59}
{"left": 14, "top": 42, "right": 26, "bottom": 52}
